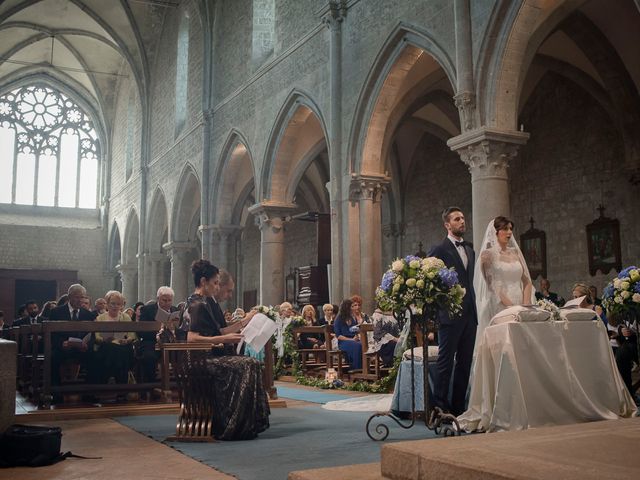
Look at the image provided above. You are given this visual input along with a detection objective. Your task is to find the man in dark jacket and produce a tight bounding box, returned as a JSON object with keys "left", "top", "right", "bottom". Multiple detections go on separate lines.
{"left": 48, "top": 284, "right": 95, "bottom": 389}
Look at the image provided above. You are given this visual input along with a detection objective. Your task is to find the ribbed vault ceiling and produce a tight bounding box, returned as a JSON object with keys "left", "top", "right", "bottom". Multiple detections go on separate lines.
{"left": 0, "top": 0, "right": 168, "bottom": 128}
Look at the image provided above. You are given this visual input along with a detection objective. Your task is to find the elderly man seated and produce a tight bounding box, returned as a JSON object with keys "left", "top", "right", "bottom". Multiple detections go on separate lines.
{"left": 138, "top": 286, "right": 179, "bottom": 384}
{"left": 48, "top": 284, "right": 95, "bottom": 394}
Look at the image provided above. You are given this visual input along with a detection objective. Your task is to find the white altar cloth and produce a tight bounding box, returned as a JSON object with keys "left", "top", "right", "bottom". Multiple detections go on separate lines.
{"left": 458, "top": 320, "right": 636, "bottom": 432}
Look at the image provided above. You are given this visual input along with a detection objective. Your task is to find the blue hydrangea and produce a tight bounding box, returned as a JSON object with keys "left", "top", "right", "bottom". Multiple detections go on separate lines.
{"left": 634, "top": 282, "right": 640, "bottom": 294}
{"left": 603, "top": 284, "right": 615, "bottom": 299}
{"left": 618, "top": 266, "right": 638, "bottom": 279}
{"left": 404, "top": 255, "right": 420, "bottom": 264}
{"left": 438, "top": 268, "right": 459, "bottom": 288}
{"left": 381, "top": 270, "right": 395, "bottom": 291}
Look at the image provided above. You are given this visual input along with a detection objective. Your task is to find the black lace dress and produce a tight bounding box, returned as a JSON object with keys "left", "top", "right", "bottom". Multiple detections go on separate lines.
{"left": 188, "top": 294, "right": 270, "bottom": 440}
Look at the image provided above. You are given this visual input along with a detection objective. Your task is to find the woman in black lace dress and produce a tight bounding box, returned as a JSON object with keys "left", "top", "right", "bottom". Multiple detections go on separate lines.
{"left": 187, "top": 259, "right": 270, "bottom": 440}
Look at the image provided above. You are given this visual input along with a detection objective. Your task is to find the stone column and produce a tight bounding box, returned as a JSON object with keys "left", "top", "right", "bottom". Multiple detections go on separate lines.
{"left": 164, "top": 241, "right": 193, "bottom": 304}
{"left": 350, "top": 175, "right": 389, "bottom": 313}
{"left": 322, "top": 1, "right": 347, "bottom": 304}
{"left": 210, "top": 224, "right": 242, "bottom": 271}
{"left": 146, "top": 253, "right": 165, "bottom": 296}
{"left": 248, "top": 203, "right": 296, "bottom": 306}
{"left": 117, "top": 264, "right": 138, "bottom": 307}
{"left": 447, "top": 128, "right": 529, "bottom": 248}
{"left": 453, "top": 0, "right": 476, "bottom": 132}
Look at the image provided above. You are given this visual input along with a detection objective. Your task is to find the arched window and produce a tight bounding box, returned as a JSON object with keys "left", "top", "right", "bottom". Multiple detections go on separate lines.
{"left": 252, "top": 0, "right": 275, "bottom": 66}
{"left": 0, "top": 85, "right": 100, "bottom": 208}
{"left": 175, "top": 12, "right": 190, "bottom": 137}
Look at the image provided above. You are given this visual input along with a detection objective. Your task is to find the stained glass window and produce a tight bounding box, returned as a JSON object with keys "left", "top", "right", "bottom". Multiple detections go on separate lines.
{"left": 0, "top": 85, "right": 100, "bottom": 208}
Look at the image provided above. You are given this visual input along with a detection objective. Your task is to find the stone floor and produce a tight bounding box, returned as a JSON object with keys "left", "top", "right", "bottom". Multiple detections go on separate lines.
{"left": 0, "top": 418, "right": 235, "bottom": 480}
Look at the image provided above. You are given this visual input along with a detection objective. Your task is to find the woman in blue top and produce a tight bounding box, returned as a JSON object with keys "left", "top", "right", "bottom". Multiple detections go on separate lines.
{"left": 333, "top": 299, "right": 362, "bottom": 370}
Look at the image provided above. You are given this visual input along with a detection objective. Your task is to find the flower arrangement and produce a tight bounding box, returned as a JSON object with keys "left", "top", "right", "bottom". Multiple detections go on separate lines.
{"left": 536, "top": 298, "right": 561, "bottom": 321}
{"left": 602, "top": 266, "right": 640, "bottom": 321}
{"left": 375, "top": 255, "right": 466, "bottom": 320}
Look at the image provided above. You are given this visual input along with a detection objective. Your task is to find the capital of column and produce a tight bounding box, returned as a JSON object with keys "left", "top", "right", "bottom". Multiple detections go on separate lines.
{"left": 349, "top": 174, "right": 390, "bottom": 203}
{"left": 248, "top": 202, "right": 297, "bottom": 233}
{"left": 382, "top": 222, "right": 405, "bottom": 238}
{"left": 210, "top": 224, "right": 243, "bottom": 242}
{"left": 116, "top": 264, "right": 137, "bottom": 282}
{"left": 447, "top": 127, "right": 529, "bottom": 180}
{"left": 163, "top": 241, "right": 193, "bottom": 262}
{"left": 320, "top": 0, "right": 347, "bottom": 30}
{"left": 453, "top": 90, "right": 476, "bottom": 132}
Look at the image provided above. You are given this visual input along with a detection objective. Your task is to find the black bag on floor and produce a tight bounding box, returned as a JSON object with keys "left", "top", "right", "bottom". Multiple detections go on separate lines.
{"left": 0, "top": 424, "right": 67, "bottom": 467}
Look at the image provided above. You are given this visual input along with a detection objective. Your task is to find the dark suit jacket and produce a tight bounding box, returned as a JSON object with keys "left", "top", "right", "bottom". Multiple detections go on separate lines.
{"left": 428, "top": 238, "right": 477, "bottom": 325}
{"left": 138, "top": 302, "right": 178, "bottom": 342}
{"left": 48, "top": 304, "right": 95, "bottom": 349}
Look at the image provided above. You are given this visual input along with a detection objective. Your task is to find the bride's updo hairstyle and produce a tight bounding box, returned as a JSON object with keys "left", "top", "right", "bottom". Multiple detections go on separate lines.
{"left": 494, "top": 216, "right": 514, "bottom": 232}
{"left": 191, "top": 259, "right": 219, "bottom": 288}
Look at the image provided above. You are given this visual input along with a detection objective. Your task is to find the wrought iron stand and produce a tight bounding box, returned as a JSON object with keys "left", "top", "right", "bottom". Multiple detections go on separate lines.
{"left": 366, "top": 311, "right": 460, "bottom": 440}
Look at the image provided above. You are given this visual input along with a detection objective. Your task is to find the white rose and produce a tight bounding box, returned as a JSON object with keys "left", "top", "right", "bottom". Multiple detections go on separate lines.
{"left": 613, "top": 279, "right": 622, "bottom": 289}
{"left": 614, "top": 296, "right": 623, "bottom": 304}
{"left": 392, "top": 259, "right": 404, "bottom": 272}
{"left": 621, "top": 290, "right": 631, "bottom": 299}
{"left": 632, "top": 293, "right": 640, "bottom": 303}
{"left": 621, "top": 281, "right": 630, "bottom": 290}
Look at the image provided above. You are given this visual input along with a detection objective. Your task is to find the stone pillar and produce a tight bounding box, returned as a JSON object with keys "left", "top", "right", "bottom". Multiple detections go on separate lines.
{"left": 210, "top": 224, "right": 242, "bottom": 271}
{"left": 453, "top": 0, "right": 476, "bottom": 132}
{"left": 447, "top": 128, "right": 529, "bottom": 248}
{"left": 350, "top": 175, "right": 389, "bottom": 313}
{"left": 322, "top": 1, "right": 347, "bottom": 304}
{"left": 248, "top": 203, "right": 296, "bottom": 306}
{"left": 164, "top": 241, "right": 193, "bottom": 304}
{"left": 117, "top": 264, "right": 138, "bottom": 307}
{"left": 146, "top": 253, "right": 165, "bottom": 297}
{"left": 0, "top": 339, "right": 16, "bottom": 433}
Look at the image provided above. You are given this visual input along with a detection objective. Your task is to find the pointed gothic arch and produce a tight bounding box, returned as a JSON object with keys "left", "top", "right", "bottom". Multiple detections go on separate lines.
{"left": 211, "top": 129, "right": 257, "bottom": 225}
{"left": 171, "top": 163, "right": 201, "bottom": 244}
{"left": 259, "top": 89, "right": 329, "bottom": 203}
{"left": 147, "top": 187, "right": 169, "bottom": 254}
{"left": 348, "top": 24, "right": 457, "bottom": 175}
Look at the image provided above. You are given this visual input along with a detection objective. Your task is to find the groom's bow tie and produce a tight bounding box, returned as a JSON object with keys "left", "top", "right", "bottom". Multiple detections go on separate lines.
{"left": 455, "top": 240, "right": 465, "bottom": 248}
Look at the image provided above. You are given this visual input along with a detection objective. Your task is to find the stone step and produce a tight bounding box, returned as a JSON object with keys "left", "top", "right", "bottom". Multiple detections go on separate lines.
{"left": 289, "top": 462, "right": 386, "bottom": 480}
{"left": 380, "top": 417, "right": 640, "bottom": 480}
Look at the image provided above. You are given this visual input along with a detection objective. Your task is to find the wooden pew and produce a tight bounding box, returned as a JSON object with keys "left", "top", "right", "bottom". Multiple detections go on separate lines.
{"left": 40, "top": 320, "right": 162, "bottom": 407}
{"left": 325, "top": 324, "right": 348, "bottom": 379}
{"left": 292, "top": 325, "right": 332, "bottom": 375}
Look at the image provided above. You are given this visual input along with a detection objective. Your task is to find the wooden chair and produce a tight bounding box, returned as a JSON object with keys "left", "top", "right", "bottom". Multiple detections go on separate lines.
{"left": 355, "top": 323, "right": 392, "bottom": 381}
{"left": 161, "top": 343, "right": 217, "bottom": 442}
{"left": 293, "top": 325, "right": 331, "bottom": 375}
{"left": 325, "top": 324, "right": 349, "bottom": 379}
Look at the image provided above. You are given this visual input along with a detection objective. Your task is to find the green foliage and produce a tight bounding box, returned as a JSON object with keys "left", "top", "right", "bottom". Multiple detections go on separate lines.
{"left": 274, "top": 316, "right": 305, "bottom": 377}
{"left": 293, "top": 356, "right": 401, "bottom": 394}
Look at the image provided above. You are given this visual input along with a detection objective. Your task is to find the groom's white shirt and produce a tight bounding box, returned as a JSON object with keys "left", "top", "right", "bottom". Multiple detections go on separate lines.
{"left": 447, "top": 234, "right": 468, "bottom": 269}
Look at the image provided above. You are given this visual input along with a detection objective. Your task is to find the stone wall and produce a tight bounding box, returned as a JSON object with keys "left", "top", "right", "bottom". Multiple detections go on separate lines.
{"left": 382, "top": 133, "right": 473, "bottom": 270}
{"left": 0, "top": 222, "right": 111, "bottom": 301}
{"left": 512, "top": 72, "right": 640, "bottom": 298}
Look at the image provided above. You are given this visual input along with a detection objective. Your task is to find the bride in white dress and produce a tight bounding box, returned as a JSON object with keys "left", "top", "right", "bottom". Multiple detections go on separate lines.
{"left": 473, "top": 216, "right": 535, "bottom": 350}
{"left": 458, "top": 216, "right": 535, "bottom": 431}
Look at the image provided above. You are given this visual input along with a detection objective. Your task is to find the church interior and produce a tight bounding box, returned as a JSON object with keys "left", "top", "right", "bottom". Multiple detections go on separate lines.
{"left": 1, "top": 1, "right": 640, "bottom": 479}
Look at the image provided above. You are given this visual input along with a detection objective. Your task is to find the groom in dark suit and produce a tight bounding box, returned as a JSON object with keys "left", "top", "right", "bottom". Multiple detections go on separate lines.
{"left": 428, "top": 207, "right": 477, "bottom": 416}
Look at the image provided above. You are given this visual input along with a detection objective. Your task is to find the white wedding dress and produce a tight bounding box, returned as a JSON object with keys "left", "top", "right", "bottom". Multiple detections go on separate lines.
{"left": 458, "top": 219, "right": 535, "bottom": 431}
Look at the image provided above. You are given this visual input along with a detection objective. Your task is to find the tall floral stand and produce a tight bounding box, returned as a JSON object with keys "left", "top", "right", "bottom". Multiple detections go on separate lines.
{"left": 366, "top": 308, "right": 460, "bottom": 440}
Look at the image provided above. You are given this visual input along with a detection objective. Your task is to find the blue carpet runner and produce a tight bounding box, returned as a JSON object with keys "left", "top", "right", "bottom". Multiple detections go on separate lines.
{"left": 116, "top": 406, "right": 440, "bottom": 480}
